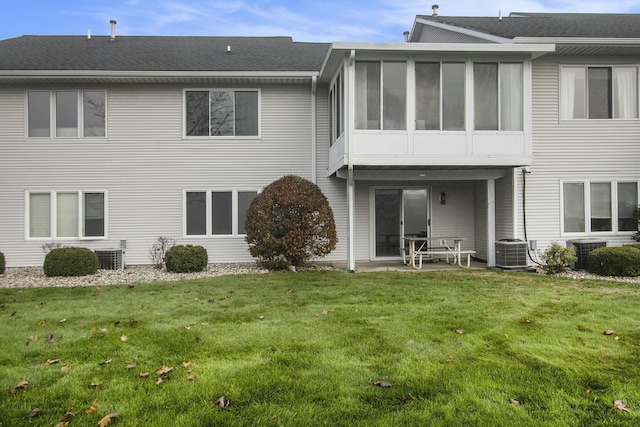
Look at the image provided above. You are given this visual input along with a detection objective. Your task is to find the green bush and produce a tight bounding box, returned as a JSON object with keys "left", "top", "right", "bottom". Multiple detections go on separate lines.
{"left": 587, "top": 246, "right": 640, "bottom": 277}
{"left": 164, "top": 245, "right": 208, "bottom": 273}
{"left": 0, "top": 251, "right": 5, "bottom": 275}
{"left": 245, "top": 175, "right": 337, "bottom": 270}
{"left": 540, "top": 242, "right": 577, "bottom": 274}
{"left": 43, "top": 247, "right": 99, "bottom": 277}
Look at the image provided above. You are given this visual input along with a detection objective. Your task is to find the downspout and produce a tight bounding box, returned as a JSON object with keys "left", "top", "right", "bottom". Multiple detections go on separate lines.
{"left": 346, "top": 50, "right": 356, "bottom": 272}
{"left": 512, "top": 167, "right": 518, "bottom": 239}
{"left": 311, "top": 75, "right": 317, "bottom": 183}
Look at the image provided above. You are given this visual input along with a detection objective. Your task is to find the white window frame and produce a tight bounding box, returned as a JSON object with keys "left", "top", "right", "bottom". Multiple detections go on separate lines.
{"left": 26, "top": 89, "right": 107, "bottom": 138}
{"left": 473, "top": 61, "right": 524, "bottom": 131}
{"left": 355, "top": 60, "right": 408, "bottom": 131}
{"left": 183, "top": 189, "right": 258, "bottom": 237}
{"left": 560, "top": 180, "right": 639, "bottom": 236}
{"left": 559, "top": 64, "right": 639, "bottom": 120}
{"left": 25, "top": 190, "right": 108, "bottom": 240}
{"left": 183, "top": 89, "right": 261, "bottom": 138}
{"left": 329, "top": 69, "right": 344, "bottom": 146}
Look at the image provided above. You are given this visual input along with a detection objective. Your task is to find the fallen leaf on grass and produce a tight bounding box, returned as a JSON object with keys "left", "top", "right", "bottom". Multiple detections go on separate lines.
{"left": 59, "top": 318, "right": 67, "bottom": 323}
{"left": 28, "top": 335, "right": 38, "bottom": 342}
{"left": 139, "top": 372, "right": 150, "bottom": 378}
{"left": 614, "top": 400, "right": 631, "bottom": 412}
{"left": 156, "top": 378, "right": 163, "bottom": 386}
{"left": 54, "top": 422, "right": 69, "bottom": 427}
{"left": 182, "top": 360, "right": 193, "bottom": 368}
{"left": 45, "top": 359, "right": 60, "bottom": 366}
{"left": 97, "top": 412, "right": 120, "bottom": 427}
{"left": 604, "top": 330, "right": 615, "bottom": 335}
{"left": 373, "top": 381, "right": 392, "bottom": 388}
{"left": 10, "top": 380, "right": 28, "bottom": 393}
{"left": 10, "top": 311, "right": 16, "bottom": 316}
{"left": 125, "top": 363, "right": 137, "bottom": 369}
{"left": 46, "top": 333, "right": 59, "bottom": 343}
{"left": 38, "top": 319, "right": 46, "bottom": 326}
{"left": 61, "top": 364, "right": 71, "bottom": 372}
{"left": 89, "top": 382, "right": 102, "bottom": 388}
{"left": 188, "top": 375, "right": 197, "bottom": 381}
{"left": 520, "top": 318, "right": 531, "bottom": 324}
{"left": 509, "top": 398, "right": 521, "bottom": 406}
{"left": 128, "top": 319, "right": 138, "bottom": 326}
{"left": 216, "top": 396, "right": 230, "bottom": 408}
{"left": 28, "top": 408, "right": 40, "bottom": 418}
{"left": 86, "top": 406, "right": 97, "bottom": 414}
{"left": 99, "top": 359, "right": 112, "bottom": 366}
{"left": 455, "top": 328, "right": 465, "bottom": 334}
{"left": 156, "top": 365, "right": 173, "bottom": 375}
{"left": 120, "top": 335, "right": 128, "bottom": 342}
{"left": 63, "top": 409, "right": 79, "bottom": 420}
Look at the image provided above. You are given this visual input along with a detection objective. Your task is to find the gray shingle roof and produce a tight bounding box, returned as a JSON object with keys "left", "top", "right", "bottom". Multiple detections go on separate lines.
{"left": 417, "top": 13, "right": 640, "bottom": 39}
{"left": 0, "top": 36, "right": 329, "bottom": 72}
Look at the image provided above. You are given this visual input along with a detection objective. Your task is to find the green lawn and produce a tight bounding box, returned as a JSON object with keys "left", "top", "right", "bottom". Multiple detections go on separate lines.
{"left": 1, "top": 270, "right": 639, "bottom": 426}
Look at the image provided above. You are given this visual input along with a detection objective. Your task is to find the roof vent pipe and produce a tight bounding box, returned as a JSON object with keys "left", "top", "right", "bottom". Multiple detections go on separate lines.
{"left": 403, "top": 31, "right": 410, "bottom": 42}
{"left": 87, "top": 29, "right": 91, "bottom": 40}
{"left": 110, "top": 20, "right": 117, "bottom": 40}
{"left": 432, "top": 4, "right": 439, "bottom": 16}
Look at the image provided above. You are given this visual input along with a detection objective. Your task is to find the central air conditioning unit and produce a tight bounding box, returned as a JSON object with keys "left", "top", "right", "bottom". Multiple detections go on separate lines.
{"left": 495, "top": 239, "right": 528, "bottom": 269}
{"left": 94, "top": 249, "right": 124, "bottom": 270}
{"left": 567, "top": 239, "right": 606, "bottom": 270}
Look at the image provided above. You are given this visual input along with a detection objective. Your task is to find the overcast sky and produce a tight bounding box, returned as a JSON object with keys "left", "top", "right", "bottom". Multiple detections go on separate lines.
{"left": 3, "top": 0, "right": 640, "bottom": 42}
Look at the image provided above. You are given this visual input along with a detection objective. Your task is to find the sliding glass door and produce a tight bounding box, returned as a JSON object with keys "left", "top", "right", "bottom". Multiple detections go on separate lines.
{"left": 374, "top": 188, "right": 430, "bottom": 258}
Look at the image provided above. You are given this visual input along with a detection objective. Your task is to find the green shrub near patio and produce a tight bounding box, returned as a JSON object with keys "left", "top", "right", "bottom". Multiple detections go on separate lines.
{"left": 0, "top": 251, "right": 5, "bottom": 274}
{"left": 587, "top": 246, "right": 640, "bottom": 277}
{"left": 164, "top": 244, "right": 208, "bottom": 273}
{"left": 43, "top": 247, "right": 99, "bottom": 277}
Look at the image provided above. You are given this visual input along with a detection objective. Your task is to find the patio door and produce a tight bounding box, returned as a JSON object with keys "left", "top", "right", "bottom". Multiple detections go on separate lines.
{"left": 374, "top": 188, "right": 430, "bottom": 258}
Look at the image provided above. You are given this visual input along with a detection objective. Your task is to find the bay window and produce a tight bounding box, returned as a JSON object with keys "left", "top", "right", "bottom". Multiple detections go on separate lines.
{"left": 185, "top": 90, "right": 259, "bottom": 137}
{"left": 27, "top": 90, "right": 106, "bottom": 138}
{"left": 561, "top": 66, "right": 638, "bottom": 119}
{"left": 185, "top": 190, "right": 257, "bottom": 236}
{"left": 562, "top": 181, "right": 639, "bottom": 234}
{"left": 27, "top": 191, "right": 106, "bottom": 239}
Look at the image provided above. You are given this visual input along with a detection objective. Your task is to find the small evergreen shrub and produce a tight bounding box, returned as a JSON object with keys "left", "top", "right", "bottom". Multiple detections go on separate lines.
{"left": 164, "top": 245, "right": 208, "bottom": 273}
{"left": 245, "top": 175, "right": 337, "bottom": 270}
{"left": 632, "top": 207, "right": 640, "bottom": 242}
{"left": 43, "top": 247, "right": 99, "bottom": 277}
{"left": 540, "top": 242, "right": 577, "bottom": 274}
{"left": 0, "top": 251, "right": 5, "bottom": 275}
{"left": 587, "top": 246, "right": 640, "bottom": 277}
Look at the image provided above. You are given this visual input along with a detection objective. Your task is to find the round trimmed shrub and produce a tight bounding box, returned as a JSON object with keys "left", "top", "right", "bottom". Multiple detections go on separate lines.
{"left": 587, "top": 246, "right": 640, "bottom": 277}
{"left": 43, "top": 247, "right": 99, "bottom": 277}
{"left": 0, "top": 251, "right": 5, "bottom": 275}
{"left": 245, "top": 175, "right": 337, "bottom": 270}
{"left": 164, "top": 245, "right": 208, "bottom": 273}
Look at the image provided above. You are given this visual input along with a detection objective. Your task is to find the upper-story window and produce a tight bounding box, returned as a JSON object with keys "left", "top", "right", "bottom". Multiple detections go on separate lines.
{"left": 27, "top": 190, "right": 106, "bottom": 239}
{"left": 27, "top": 90, "right": 106, "bottom": 138}
{"left": 185, "top": 90, "right": 259, "bottom": 137}
{"left": 355, "top": 61, "right": 407, "bottom": 130}
{"left": 415, "top": 62, "right": 465, "bottom": 131}
{"left": 474, "top": 63, "right": 523, "bottom": 131}
{"left": 561, "top": 66, "right": 638, "bottom": 119}
{"left": 329, "top": 71, "right": 344, "bottom": 145}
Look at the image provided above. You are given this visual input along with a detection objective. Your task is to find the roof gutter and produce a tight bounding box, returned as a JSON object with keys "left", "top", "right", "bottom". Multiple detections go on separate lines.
{"left": 514, "top": 37, "right": 640, "bottom": 45}
{"left": 0, "top": 70, "right": 320, "bottom": 81}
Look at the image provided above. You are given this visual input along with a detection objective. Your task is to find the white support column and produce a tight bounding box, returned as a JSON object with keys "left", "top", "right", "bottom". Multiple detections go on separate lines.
{"left": 487, "top": 179, "right": 496, "bottom": 267}
{"left": 347, "top": 165, "right": 356, "bottom": 272}
{"left": 311, "top": 76, "right": 317, "bottom": 183}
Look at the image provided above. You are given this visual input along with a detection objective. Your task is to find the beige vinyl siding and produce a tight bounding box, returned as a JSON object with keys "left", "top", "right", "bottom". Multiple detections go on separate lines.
{"left": 0, "top": 82, "right": 322, "bottom": 266}
{"left": 524, "top": 57, "right": 640, "bottom": 252}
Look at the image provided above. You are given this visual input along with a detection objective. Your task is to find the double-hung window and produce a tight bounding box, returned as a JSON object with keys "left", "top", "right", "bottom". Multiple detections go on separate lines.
{"left": 474, "top": 62, "right": 523, "bottom": 131}
{"left": 562, "top": 181, "right": 638, "bottom": 234}
{"left": 185, "top": 90, "right": 259, "bottom": 137}
{"left": 185, "top": 190, "right": 257, "bottom": 236}
{"left": 415, "top": 62, "right": 465, "bottom": 131}
{"left": 27, "top": 90, "right": 106, "bottom": 138}
{"left": 27, "top": 191, "right": 106, "bottom": 239}
{"left": 561, "top": 66, "right": 638, "bottom": 119}
{"left": 355, "top": 61, "right": 407, "bottom": 130}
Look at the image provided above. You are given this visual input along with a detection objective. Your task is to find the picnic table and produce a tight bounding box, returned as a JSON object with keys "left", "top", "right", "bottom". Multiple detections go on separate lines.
{"left": 403, "top": 237, "right": 476, "bottom": 269}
